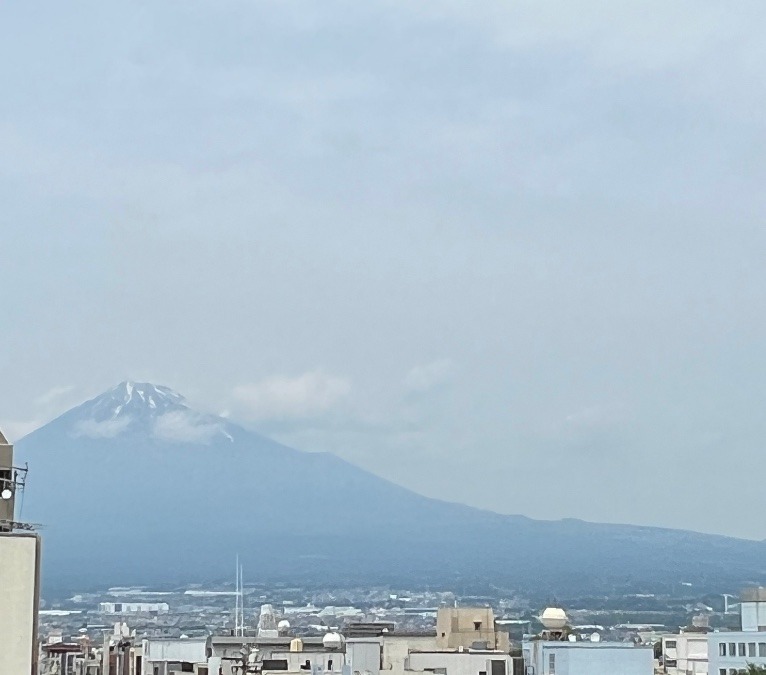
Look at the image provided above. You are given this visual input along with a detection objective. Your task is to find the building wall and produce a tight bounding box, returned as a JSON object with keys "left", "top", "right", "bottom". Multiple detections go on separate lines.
{"left": 142, "top": 637, "right": 207, "bottom": 671}
{"left": 437, "top": 609, "right": 498, "bottom": 650}
{"left": 661, "top": 634, "right": 708, "bottom": 675}
{"left": 383, "top": 636, "right": 438, "bottom": 672}
{"left": 0, "top": 533, "right": 40, "bottom": 675}
{"left": 407, "top": 651, "right": 511, "bottom": 675}
{"left": 741, "top": 602, "right": 766, "bottom": 632}
{"left": 347, "top": 638, "right": 382, "bottom": 675}
{"left": 708, "top": 631, "right": 766, "bottom": 674}
{"left": 523, "top": 641, "right": 653, "bottom": 675}
{"left": 103, "top": 602, "right": 170, "bottom": 614}
{"left": 269, "top": 649, "right": 345, "bottom": 672}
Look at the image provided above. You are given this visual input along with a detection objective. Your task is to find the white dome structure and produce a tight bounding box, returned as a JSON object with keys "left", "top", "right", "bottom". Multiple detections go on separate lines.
{"left": 540, "top": 607, "right": 568, "bottom": 630}
{"left": 278, "top": 620, "right": 291, "bottom": 631}
{"left": 323, "top": 632, "right": 344, "bottom": 650}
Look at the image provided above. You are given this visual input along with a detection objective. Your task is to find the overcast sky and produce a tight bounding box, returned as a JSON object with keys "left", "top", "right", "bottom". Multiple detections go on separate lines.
{"left": 3, "top": 1, "right": 766, "bottom": 539}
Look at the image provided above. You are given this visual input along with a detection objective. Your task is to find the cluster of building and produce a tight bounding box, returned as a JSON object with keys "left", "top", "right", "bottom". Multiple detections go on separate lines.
{"left": 4, "top": 425, "right": 766, "bottom": 675}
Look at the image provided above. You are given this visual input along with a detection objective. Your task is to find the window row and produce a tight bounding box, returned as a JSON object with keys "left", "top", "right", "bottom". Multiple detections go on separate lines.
{"left": 717, "top": 641, "right": 766, "bottom": 657}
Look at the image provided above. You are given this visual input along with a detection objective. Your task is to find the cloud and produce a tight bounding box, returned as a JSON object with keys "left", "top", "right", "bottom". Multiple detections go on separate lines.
{"left": 34, "top": 385, "right": 75, "bottom": 407}
{"left": 403, "top": 359, "right": 454, "bottom": 393}
{"left": 232, "top": 370, "right": 351, "bottom": 420}
{"left": 153, "top": 411, "right": 230, "bottom": 444}
{"left": 73, "top": 418, "right": 130, "bottom": 439}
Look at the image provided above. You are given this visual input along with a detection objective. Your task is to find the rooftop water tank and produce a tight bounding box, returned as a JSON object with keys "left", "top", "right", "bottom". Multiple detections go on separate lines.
{"left": 323, "top": 632, "right": 344, "bottom": 650}
{"left": 540, "top": 607, "right": 568, "bottom": 630}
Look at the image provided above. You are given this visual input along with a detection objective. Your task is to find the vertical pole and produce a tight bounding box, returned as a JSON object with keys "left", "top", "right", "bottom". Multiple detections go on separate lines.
{"left": 240, "top": 563, "right": 244, "bottom": 636}
{"left": 102, "top": 632, "right": 110, "bottom": 675}
{"left": 235, "top": 555, "right": 240, "bottom": 637}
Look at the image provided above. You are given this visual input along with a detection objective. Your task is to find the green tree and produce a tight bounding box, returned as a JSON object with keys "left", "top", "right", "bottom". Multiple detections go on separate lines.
{"left": 746, "top": 664, "right": 766, "bottom": 674}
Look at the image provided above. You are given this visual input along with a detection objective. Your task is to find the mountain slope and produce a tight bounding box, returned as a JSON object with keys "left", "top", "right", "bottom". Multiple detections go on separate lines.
{"left": 15, "top": 382, "right": 766, "bottom": 594}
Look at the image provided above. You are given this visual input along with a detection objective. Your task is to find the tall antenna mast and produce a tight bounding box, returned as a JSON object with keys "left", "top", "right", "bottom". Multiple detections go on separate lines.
{"left": 235, "top": 554, "right": 240, "bottom": 636}
{"left": 239, "top": 562, "right": 245, "bottom": 636}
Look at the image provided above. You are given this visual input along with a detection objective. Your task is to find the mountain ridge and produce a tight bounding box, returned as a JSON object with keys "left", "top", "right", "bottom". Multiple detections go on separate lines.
{"left": 15, "top": 381, "right": 766, "bottom": 595}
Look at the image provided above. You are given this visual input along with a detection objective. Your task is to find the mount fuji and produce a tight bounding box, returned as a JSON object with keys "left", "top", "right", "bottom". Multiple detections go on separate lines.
{"left": 15, "top": 382, "right": 766, "bottom": 594}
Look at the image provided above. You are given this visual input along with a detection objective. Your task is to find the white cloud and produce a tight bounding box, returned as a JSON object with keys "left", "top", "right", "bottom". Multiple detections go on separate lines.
{"left": 403, "top": 359, "right": 454, "bottom": 393}
{"left": 153, "top": 411, "right": 229, "bottom": 444}
{"left": 232, "top": 370, "right": 351, "bottom": 420}
{"left": 73, "top": 418, "right": 130, "bottom": 439}
{"left": 34, "top": 385, "right": 75, "bottom": 407}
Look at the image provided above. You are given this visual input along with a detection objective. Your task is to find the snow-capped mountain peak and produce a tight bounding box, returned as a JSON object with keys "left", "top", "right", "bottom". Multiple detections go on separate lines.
{"left": 84, "top": 381, "right": 188, "bottom": 422}
{"left": 61, "top": 381, "right": 234, "bottom": 444}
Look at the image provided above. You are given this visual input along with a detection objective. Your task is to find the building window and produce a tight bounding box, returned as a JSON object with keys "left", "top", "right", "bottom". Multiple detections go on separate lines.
{"left": 719, "top": 643, "right": 726, "bottom": 656}
{"left": 666, "top": 640, "right": 677, "bottom": 649}
{"left": 759, "top": 642, "right": 766, "bottom": 657}
{"left": 548, "top": 653, "right": 555, "bottom": 675}
{"left": 749, "top": 643, "right": 756, "bottom": 657}
{"left": 738, "top": 643, "right": 746, "bottom": 657}
{"left": 729, "top": 643, "right": 736, "bottom": 656}
{"left": 474, "top": 621, "right": 483, "bottom": 630}
{"left": 719, "top": 670, "right": 726, "bottom": 675}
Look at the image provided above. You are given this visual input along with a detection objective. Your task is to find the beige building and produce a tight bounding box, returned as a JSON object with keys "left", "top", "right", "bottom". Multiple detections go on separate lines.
{"left": 436, "top": 608, "right": 510, "bottom": 652}
{"left": 0, "top": 428, "right": 42, "bottom": 675}
{"left": 209, "top": 619, "right": 513, "bottom": 675}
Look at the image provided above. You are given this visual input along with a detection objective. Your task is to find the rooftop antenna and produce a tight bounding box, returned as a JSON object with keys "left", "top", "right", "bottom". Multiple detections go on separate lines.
{"left": 239, "top": 561, "right": 245, "bottom": 636}
{"left": 235, "top": 555, "right": 240, "bottom": 636}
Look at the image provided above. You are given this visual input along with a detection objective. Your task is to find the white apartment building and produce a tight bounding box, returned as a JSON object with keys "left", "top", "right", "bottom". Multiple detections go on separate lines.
{"left": 660, "top": 632, "right": 708, "bottom": 674}
{"left": 708, "top": 587, "right": 766, "bottom": 674}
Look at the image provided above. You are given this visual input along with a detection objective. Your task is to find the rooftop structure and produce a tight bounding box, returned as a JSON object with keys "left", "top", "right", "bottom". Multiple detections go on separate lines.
{"left": 0, "top": 427, "right": 41, "bottom": 674}
{"left": 436, "top": 607, "right": 510, "bottom": 652}
{"left": 522, "top": 640, "right": 653, "bottom": 675}
{"left": 522, "top": 606, "right": 652, "bottom": 675}
{"left": 707, "top": 587, "right": 766, "bottom": 674}
{"left": 659, "top": 632, "right": 708, "bottom": 675}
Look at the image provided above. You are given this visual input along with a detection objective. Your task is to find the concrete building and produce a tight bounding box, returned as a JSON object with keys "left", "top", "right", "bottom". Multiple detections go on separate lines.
{"left": 436, "top": 608, "right": 510, "bottom": 652}
{"left": 208, "top": 619, "right": 512, "bottom": 675}
{"left": 100, "top": 602, "right": 170, "bottom": 614}
{"left": 142, "top": 637, "right": 208, "bottom": 675}
{"left": 522, "top": 640, "right": 653, "bottom": 675}
{"left": 522, "top": 608, "right": 652, "bottom": 675}
{"left": 660, "top": 632, "right": 708, "bottom": 674}
{"left": 0, "top": 428, "right": 41, "bottom": 675}
{"left": 708, "top": 587, "right": 766, "bottom": 674}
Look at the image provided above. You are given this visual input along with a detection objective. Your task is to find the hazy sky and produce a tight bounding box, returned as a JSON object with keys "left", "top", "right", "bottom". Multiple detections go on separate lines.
{"left": 3, "top": 1, "right": 766, "bottom": 539}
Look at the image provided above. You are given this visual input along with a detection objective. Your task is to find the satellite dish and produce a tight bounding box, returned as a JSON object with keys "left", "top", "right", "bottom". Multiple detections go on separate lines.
{"left": 1, "top": 488, "right": 12, "bottom": 500}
